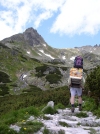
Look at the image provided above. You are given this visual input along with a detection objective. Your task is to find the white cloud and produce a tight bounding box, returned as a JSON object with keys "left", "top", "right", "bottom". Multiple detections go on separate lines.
{"left": 50, "top": 0, "right": 100, "bottom": 36}
{"left": 0, "top": 0, "right": 100, "bottom": 40}
{"left": 0, "top": 0, "right": 65, "bottom": 40}
{"left": 34, "top": 11, "right": 53, "bottom": 28}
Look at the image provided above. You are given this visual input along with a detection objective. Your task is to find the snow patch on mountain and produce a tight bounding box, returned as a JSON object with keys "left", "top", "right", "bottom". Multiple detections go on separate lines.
{"left": 43, "top": 44, "right": 46, "bottom": 47}
{"left": 62, "top": 56, "right": 66, "bottom": 60}
{"left": 27, "top": 51, "right": 30, "bottom": 54}
{"left": 39, "top": 50, "right": 54, "bottom": 59}
{"left": 70, "top": 56, "right": 75, "bottom": 61}
{"left": 38, "top": 53, "right": 42, "bottom": 56}
{"left": 23, "top": 74, "right": 27, "bottom": 78}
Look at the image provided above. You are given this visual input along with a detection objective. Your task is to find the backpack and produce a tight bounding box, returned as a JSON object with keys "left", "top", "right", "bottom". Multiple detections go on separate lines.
{"left": 70, "top": 68, "right": 83, "bottom": 88}
{"left": 71, "top": 78, "right": 82, "bottom": 88}
{"left": 74, "top": 56, "right": 83, "bottom": 69}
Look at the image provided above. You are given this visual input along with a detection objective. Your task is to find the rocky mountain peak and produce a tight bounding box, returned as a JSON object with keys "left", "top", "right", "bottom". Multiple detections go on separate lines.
{"left": 24, "top": 27, "right": 37, "bottom": 39}
{"left": 23, "top": 27, "right": 46, "bottom": 46}
{"left": 1, "top": 27, "right": 46, "bottom": 47}
{"left": 25, "top": 27, "right": 36, "bottom": 33}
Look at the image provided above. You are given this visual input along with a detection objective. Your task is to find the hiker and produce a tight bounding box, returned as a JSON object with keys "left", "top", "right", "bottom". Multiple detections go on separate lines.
{"left": 68, "top": 56, "right": 85, "bottom": 113}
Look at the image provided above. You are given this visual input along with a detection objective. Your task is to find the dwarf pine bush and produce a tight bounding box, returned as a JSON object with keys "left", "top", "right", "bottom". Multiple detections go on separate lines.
{"left": 85, "top": 66, "right": 100, "bottom": 107}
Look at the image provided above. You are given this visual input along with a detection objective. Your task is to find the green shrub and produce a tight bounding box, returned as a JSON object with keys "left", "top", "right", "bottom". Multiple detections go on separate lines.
{"left": 0, "top": 84, "right": 9, "bottom": 96}
{"left": 0, "top": 86, "right": 70, "bottom": 116}
{"left": 94, "top": 107, "right": 100, "bottom": 117}
{"left": 35, "top": 65, "right": 48, "bottom": 77}
{"left": 59, "top": 121, "right": 69, "bottom": 127}
{"left": 20, "top": 55, "right": 27, "bottom": 61}
{"left": 60, "top": 67, "right": 68, "bottom": 71}
{"left": 5, "top": 117, "right": 17, "bottom": 125}
{"left": 19, "top": 121, "right": 43, "bottom": 133}
{"left": 55, "top": 103, "right": 65, "bottom": 109}
{"left": 83, "top": 97, "right": 97, "bottom": 112}
{"left": 46, "top": 74, "right": 61, "bottom": 84}
{"left": 75, "top": 112, "right": 88, "bottom": 118}
{"left": 43, "top": 116, "right": 51, "bottom": 120}
{"left": 0, "top": 71, "right": 11, "bottom": 83}
{"left": 43, "top": 106, "right": 57, "bottom": 115}
{"left": 58, "top": 130, "right": 65, "bottom": 134}
{"left": 0, "top": 124, "right": 17, "bottom": 134}
{"left": 43, "top": 127, "right": 50, "bottom": 134}
{"left": 85, "top": 66, "right": 100, "bottom": 99}
{"left": 89, "top": 128, "right": 97, "bottom": 134}
{"left": 23, "top": 85, "right": 42, "bottom": 92}
{"left": 54, "top": 68, "right": 62, "bottom": 75}
{"left": 28, "top": 85, "right": 42, "bottom": 92}
{"left": 35, "top": 65, "right": 62, "bottom": 79}
{"left": 25, "top": 106, "right": 40, "bottom": 116}
{"left": 30, "top": 58, "right": 40, "bottom": 62}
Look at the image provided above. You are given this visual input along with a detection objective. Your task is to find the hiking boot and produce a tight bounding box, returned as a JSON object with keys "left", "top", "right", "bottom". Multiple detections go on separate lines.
{"left": 71, "top": 107, "right": 75, "bottom": 113}
{"left": 79, "top": 106, "right": 82, "bottom": 111}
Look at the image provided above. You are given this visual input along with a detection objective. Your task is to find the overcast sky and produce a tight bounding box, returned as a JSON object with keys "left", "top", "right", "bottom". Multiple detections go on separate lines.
{"left": 0, "top": 0, "right": 100, "bottom": 48}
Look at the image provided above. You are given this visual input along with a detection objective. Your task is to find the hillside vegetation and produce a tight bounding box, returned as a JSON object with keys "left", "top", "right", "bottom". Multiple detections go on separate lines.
{"left": 0, "top": 86, "right": 70, "bottom": 116}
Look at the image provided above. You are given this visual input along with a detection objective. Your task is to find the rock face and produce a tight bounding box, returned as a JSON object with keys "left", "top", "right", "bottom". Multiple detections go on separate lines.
{"left": 2, "top": 27, "right": 46, "bottom": 46}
